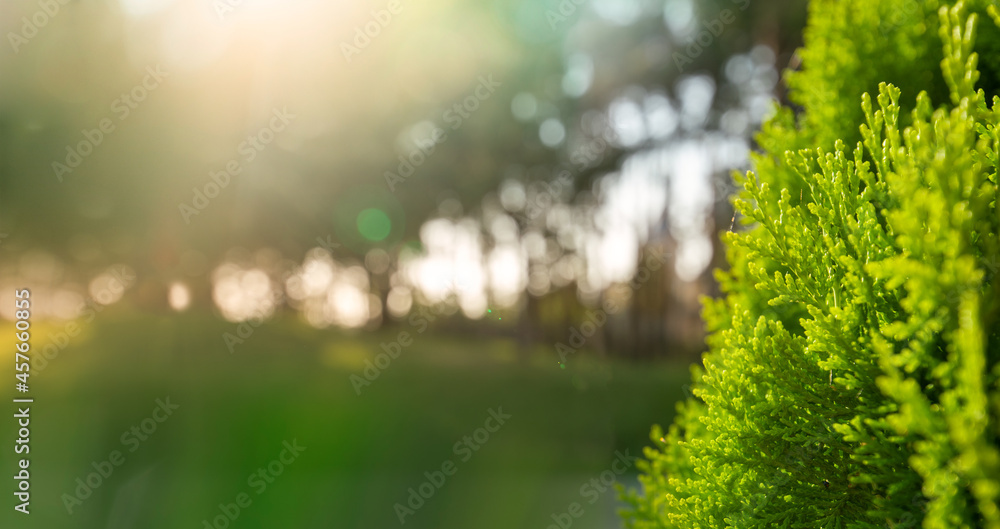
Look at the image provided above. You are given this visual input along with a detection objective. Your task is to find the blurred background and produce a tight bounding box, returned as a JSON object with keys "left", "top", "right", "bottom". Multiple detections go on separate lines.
{"left": 1, "top": 0, "right": 806, "bottom": 527}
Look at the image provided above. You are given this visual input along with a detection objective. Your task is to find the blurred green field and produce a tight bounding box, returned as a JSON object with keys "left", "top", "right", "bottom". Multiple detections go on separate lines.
{"left": 2, "top": 309, "right": 690, "bottom": 529}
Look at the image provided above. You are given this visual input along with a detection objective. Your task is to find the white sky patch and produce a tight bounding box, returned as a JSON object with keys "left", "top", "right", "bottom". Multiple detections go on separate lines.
{"left": 212, "top": 265, "right": 277, "bottom": 322}
{"left": 677, "top": 75, "right": 715, "bottom": 130}
{"left": 402, "top": 218, "right": 496, "bottom": 315}
{"left": 285, "top": 250, "right": 376, "bottom": 330}
{"left": 674, "top": 234, "right": 713, "bottom": 281}
{"left": 591, "top": 0, "right": 643, "bottom": 25}
{"left": 582, "top": 149, "right": 670, "bottom": 289}
{"left": 645, "top": 93, "right": 678, "bottom": 140}
{"left": 609, "top": 97, "right": 647, "bottom": 148}
{"left": 663, "top": 0, "right": 695, "bottom": 37}
{"left": 669, "top": 141, "right": 714, "bottom": 281}
{"left": 325, "top": 282, "right": 369, "bottom": 329}
{"left": 590, "top": 223, "right": 639, "bottom": 286}
{"left": 540, "top": 118, "right": 567, "bottom": 147}
{"left": 168, "top": 281, "right": 191, "bottom": 311}
{"left": 488, "top": 243, "right": 526, "bottom": 308}
{"left": 562, "top": 53, "right": 594, "bottom": 98}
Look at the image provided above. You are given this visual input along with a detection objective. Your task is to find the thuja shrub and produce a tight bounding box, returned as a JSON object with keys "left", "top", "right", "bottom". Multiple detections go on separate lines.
{"left": 622, "top": 1, "right": 1000, "bottom": 528}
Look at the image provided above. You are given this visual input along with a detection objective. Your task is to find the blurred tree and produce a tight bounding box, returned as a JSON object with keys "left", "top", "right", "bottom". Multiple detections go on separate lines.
{"left": 0, "top": 0, "right": 807, "bottom": 354}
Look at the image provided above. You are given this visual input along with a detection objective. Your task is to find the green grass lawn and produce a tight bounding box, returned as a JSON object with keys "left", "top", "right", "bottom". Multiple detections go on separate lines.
{"left": 3, "top": 309, "right": 691, "bottom": 529}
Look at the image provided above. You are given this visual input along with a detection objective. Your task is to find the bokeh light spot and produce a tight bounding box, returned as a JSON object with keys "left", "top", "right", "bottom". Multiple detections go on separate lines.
{"left": 539, "top": 118, "right": 566, "bottom": 147}
{"left": 357, "top": 208, "right": 392, "bottom": 242}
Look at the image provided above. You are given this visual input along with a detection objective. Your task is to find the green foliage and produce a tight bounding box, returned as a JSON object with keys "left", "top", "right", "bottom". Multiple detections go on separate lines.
{"left": 622, "top": 1, "right": 1000, "bottom": 527}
